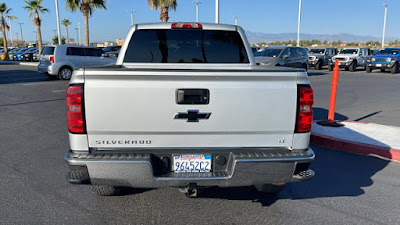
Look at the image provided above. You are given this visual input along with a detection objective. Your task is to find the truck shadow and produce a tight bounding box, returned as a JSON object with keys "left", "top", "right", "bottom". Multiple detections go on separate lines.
{"left": 195, "top": 145, "right": 390, "bottom": 206}
{"left": 194, "top": 109, "right": 392, "bottom": 206}
{"left": 0, "top": 68, "right": 52, "bottom": 85}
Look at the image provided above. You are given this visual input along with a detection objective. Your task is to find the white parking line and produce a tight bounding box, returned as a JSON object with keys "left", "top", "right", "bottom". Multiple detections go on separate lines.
{"left": 52, "top": 90, "right": 66, "bottom": 93}
{"left": 22, "top": 81, "right": 66, "bottom": 86}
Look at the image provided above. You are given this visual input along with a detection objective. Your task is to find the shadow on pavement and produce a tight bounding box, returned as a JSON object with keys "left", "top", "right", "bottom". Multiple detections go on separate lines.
{"left": 0, "top": 69, "right": 52, "bottom": 85}
{"left": 307, "top": 72, "right": 328, "bottom": 76}
{"left": 354, "top": 111, "right": 382, "bottom": 122}
{"left": 312, "top": 107, "right": 348, "bottom": 121}
{"left": 188, "top": 108, "right": 391, "bottom": 206}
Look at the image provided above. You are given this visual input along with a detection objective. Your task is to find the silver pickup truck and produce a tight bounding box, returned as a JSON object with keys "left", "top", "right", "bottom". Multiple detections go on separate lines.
{"left": 65, "top": 22, "right": 315, "bottom": 197}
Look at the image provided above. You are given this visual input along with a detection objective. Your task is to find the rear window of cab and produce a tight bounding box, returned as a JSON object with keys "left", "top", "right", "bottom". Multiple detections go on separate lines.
{"left": 124, "top": 29, "right": 249, "bottom": 63}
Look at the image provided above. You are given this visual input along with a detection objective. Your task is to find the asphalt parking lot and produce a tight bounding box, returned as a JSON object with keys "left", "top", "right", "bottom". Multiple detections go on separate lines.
{"left": 0, "top": 65, "right": 399, "bottom": 224}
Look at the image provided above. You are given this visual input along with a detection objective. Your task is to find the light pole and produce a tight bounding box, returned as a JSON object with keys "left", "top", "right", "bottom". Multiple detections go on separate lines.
{"left": 233, "top": 16, "right": 237, "bottom": 25}
{"left": 8, "top": 17, "right": 13, "bottom": 47}
{"left": 297, "top": 0, "right": 302, "bottom": 47}
{"left": 128, "top": 10, "right": 136, "bottom": 26}
{"left": 382, "top": 4, "right": 388, "bottom": 48}
{"left": 15, "top": 32, "right": 19, "bottom": 47}
{"left": 55, "top": 0, "right": 62, "bottom": 45}
{"left": 18, "top": 23, "right": 24, "bottom": 47}
{"left": 75, "top": 28, "right": 79, "bottom": 45}
{"left": 78, "top": 22, "right": 81, "bottom": 46}
{"left": 215, "top": 0, "right": 219, "bottom": 23}
{"left": 193, "top": 1, "right": 201, "bottom": 22}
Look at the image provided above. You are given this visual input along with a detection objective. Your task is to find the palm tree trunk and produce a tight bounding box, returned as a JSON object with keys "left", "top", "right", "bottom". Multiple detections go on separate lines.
{"left": 1, "top": 25, "right": 9, "bottom": 60}
{"left": 160, "top": 6, "right": 169, "bottom": 22}
{"left": 36, "top": 26, "right": 43, "bottom": 55}
{"left": 65, "top": 26, "right": 70, "bottom": 45}
{"left": 84, "top": 15, "right": 89, "bottom": 46}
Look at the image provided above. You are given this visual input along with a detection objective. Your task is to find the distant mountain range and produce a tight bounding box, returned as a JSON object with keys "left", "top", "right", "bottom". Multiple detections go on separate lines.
{"left": 246, "top": 31, "right": 399, "bottom": 44}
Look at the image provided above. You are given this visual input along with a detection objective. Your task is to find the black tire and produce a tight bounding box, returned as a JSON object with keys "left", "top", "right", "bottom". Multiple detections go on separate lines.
{"left": 349, "top": 61, "right": 357, "bottom": 72}
{"left": 254, "top": 184, "right": 285, "bottom": 195}
{"left": 58, "top": 66, "right": 73, "bottom": 80}
{"left": 45, "top": 73, "right": 58, "bottom": 80}
{"left": 380, "top": 68, "right": 386, "bottom": 72}
{"left": 91, "top": 185, "right": 122, "bottom": 196}
{"left": 328, "top": 64, "right": 333, "bottom": 71}
{"left": 315, "top": 61, "right": 323, "bottom": 70}
{"left": 391, "top": 63, "right": 399, "bottom": 74}
{"left": 366, "top": 66, "right": 372, "bottom": 73}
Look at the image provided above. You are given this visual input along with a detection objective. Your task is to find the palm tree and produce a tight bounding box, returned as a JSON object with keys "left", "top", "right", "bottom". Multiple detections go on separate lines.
{"left": 0, "top": 2, "right": 11, "bottom": 60}
{"left": 65, "top": 0, "right": 108, "bottom": 46}
{"left": 147, "top": 0, "right": 177, "bottom": 22}
{"left": 23, "top": 0, "right": 48, "bottom": 55}
{"left": 61, "top": 19, "right": 71, "bottom": 44}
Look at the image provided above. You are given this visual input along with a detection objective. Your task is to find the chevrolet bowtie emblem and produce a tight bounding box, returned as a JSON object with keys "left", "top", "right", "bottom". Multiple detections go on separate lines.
{"left": 174, "top": 110, "right": 211, "bottom": 122}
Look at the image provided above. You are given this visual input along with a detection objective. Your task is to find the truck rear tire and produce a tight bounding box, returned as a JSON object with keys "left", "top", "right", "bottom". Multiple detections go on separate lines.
{"left": 316, "top": 61, "right": 323, "bottom": 70}
{"left": 366, "top": 66, "right": 372, "bottom": 73}
{"left": 349, "top": 61, "right": 357, "bottom": 72}
{"left": 254, "top": 184, "right": 285, "bottom": 195}
{"left": 91, "top": 185, "right": 122, "bottom": 196}
{"left": 391, "top": 63, "right": 399, "bottom": 74}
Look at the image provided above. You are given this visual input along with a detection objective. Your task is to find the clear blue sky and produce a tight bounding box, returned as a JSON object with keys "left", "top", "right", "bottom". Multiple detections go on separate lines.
{"left": 4, "top": 0, "right": 400, "bottom": 43}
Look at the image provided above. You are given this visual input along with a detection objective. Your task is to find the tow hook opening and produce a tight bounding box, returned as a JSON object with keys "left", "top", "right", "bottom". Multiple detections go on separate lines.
{"left": 179, "top": 183, "right": 198, "bottom": 198}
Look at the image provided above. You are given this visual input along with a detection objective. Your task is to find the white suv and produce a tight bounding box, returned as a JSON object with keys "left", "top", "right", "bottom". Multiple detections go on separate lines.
{"left": 38, "top": 45, "right": 116, "bottom": 80}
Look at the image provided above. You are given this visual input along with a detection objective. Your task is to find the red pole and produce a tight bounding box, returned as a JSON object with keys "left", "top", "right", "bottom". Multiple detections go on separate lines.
{"left": 328, "top": 59, "right": 340, "bottom": 123}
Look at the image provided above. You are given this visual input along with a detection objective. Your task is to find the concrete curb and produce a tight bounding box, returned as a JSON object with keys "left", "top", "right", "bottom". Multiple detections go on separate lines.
{"left": 0, "top": 61, "right": 38, "bottom": 67}
{"left": 311, "top": 121, "right": 400, "bottom": 162}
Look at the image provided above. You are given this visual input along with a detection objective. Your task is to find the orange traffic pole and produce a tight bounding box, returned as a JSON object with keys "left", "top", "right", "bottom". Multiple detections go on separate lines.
{"left": 328, "top": 59, "right": 340, "bottom": 123}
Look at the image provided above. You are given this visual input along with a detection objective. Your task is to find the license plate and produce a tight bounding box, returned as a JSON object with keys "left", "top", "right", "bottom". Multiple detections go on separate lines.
{"left": 376, "top": 64, "right": 382, "bottom": 67}
{"left": 173, "top": 154, "right": 211, "bottom": 173}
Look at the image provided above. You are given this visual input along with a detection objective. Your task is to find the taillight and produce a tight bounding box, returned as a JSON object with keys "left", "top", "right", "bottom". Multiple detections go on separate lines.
{"left": 66, "top": 84, "right": 85, "bottom": 134}
{"left": 171, "top": 22, "right": 203, "bottom": 29}
{"left": 295, "top": 84, "right": 314, "bottom": 133}
{"left": 50, "top": 56, "right": 54, "bottom": 63}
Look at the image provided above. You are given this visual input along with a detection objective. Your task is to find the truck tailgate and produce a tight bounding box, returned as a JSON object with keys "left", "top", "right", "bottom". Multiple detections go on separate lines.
{"left": 83, "top": 69, "right": 298, "bottom": 149}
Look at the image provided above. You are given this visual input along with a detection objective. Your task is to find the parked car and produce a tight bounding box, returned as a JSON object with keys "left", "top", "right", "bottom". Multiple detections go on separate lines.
{"left": 64, "top": 22, "right": 315, "bottom": 197}
{"left": 254, "top": 46, "right": 309, "bottom": 70}
{"left": 366, "top": 48, "right": 400, "bottom": 74}
{"left": 9, "top": 47, "right": 26, "bottom": 61}
{"left": 328, "top": 48, "right": 372, "bottom": 72}
{"left": 23, "top": 49, "right": 39, "bottom": 62}
{"left": 104, "top": 49, "right": 120, "bottom": 58}
{"left": 33, "top": 50, "right": 40, "bottom": 62}
{"left": 307, "top": 48, "right": 338, "bottom": 70}
{"left": 38, "top": 45, "right": 117, "bottom": 80}
{"left": 14, "top": 47, "right": 35, "bottom": 61}
{"left": 0, "top": 49, "right": 4, "bottom": 60}
{"left": 102, "top": 45, "right": 121, "bottom": 53}
{"left": 251, "top": 46, "right": 261, "bottom": 54}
